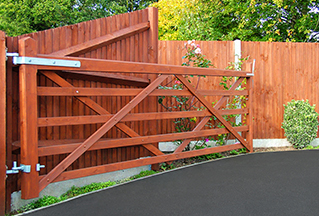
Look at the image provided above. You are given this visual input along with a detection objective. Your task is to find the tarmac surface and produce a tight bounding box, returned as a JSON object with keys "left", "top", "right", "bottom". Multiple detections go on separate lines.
{"left": 25, "top": 150, "right": 319, "bottom": 216}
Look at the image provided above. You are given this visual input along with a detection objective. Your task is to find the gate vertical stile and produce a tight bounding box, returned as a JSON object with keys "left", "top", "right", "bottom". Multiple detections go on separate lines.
{"left": 247, "top": 75, "right": 254, "bottom": 152}
{"left": 148, "top": 7, "right": 159, "bottom": 170}
{"left": 0, "top": 31, "right": 6, "bottom": 216}
{"left": 19, "top": 37, "right": 39, "bottom": 199}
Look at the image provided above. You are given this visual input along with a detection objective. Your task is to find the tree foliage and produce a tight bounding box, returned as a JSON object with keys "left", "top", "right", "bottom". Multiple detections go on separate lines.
{"left": 152, "top": 0, "right": 319, "bottom": 42}
{"left": 0, "top": 0, "right": 157, "bottom": 36}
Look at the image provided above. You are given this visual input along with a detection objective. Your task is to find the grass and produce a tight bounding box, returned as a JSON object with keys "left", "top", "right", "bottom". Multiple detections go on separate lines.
{"left": 9, "top": 148, "right": 249, "bottom": 215}
{"left": 10, "top": 170, "right": 158, "bottom": 215}
{"left": 303, "top": 145, "right": 319, "bottom": 150}
{"left": 10, "top": 145, "right": 319, "bottom": 215}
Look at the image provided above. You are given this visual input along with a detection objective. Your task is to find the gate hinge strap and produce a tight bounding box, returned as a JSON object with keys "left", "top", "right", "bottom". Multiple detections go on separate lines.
{"left": 6, "top": 52, "right": 81, "bottom": 68}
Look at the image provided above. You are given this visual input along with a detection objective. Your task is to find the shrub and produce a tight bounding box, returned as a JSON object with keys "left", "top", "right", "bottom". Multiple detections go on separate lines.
{"left": 282, "top": 100, "right": 319, "bottom": 149}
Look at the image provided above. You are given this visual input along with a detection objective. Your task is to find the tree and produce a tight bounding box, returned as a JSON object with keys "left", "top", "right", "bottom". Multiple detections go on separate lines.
{"left": 0, "top": 0, "right": 158, "bottom": 36}
{"left": 152, "top": 0, "right": 319, "bottom": 42}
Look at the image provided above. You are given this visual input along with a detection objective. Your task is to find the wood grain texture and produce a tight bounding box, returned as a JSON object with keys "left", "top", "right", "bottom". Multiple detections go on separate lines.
{"left": 4, "top": 9, "right": 258, "bottom": 204}
{"left": 19, "top": 37, "right": 39, "bottom": 199}
{"left": 50, "top": 22, "right": 149, "bottom": 57}
{"left": 5, "top": 35, "right": 14, "bottom": 214}
{"left": 39, "top": 75, "right": 168, "bottom": 191}
{"left": 40, "top": 71, "right": 163, "bottom": 156}
{"left": 36, "top": 55, "right": 253, "bottom": 77}
{"left": 40, "top": 143, "right": 244, "bottom": 183}
{"left": 37, "top": 126, "right": 248, "bottom": 156}
{"left": 0, "top": 30, "right": 6, "bottom": 216}
{"left": 37, "top": 109, "right": 248, "bottom": 127}
{"left": 176, "top": 75, "right": 249, "bottom": 149}
{"left": 37, "top": 87, "right": 248, "bottom": 97}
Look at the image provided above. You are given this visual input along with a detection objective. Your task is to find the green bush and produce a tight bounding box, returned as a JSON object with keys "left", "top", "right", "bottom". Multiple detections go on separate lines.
{"left": 282, "top": 100, "right": 319, "bottom": 149}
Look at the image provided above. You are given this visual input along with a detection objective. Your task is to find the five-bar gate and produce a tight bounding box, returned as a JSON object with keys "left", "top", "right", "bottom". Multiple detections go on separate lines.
{"left": 0, "top": 8, "right": 253, "bottom": 215}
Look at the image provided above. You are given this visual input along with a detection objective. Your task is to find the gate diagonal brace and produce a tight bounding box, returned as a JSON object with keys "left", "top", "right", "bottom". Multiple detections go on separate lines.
{"left": 173, "top": 77, "right": 246, "bottom": 154}
{"left": 40, "top": 71, "right": 163, "bottom": 157}
{"left": 175, "top": 75, "right": 249, "bottom": 150}
{"left": 39, "top": 75, "right": 169, "bottom": 192}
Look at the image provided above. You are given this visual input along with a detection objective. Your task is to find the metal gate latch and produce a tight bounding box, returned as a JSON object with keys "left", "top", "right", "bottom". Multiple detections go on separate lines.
{"left": 36, "top": 164, "right": 45, "bottom": 172}
{"left": 6, "top": 161, "right": 31, "bottom": 174}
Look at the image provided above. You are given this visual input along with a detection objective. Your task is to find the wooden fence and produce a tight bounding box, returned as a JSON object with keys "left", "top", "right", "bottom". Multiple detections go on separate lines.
{"left": 1, "top": 8, "right": 253, "bottom": 214}
{"left": 3, "top": 8, "right": 158, "bottom": 213}
{"left": 159, "top": 40, "right": 319, "bottom": 139}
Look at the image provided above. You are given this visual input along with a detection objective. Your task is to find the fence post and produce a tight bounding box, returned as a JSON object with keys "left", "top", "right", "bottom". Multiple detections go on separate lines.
{"left": 234, "top": 39, "right": 242, "bottom": 131}
{"left": 246, "top": 75, "right": 254, "bottom": 152}
{"left": 148, "top": 7, "right": 160, "bottom": 170}
{"left": 19, "top": 37, "right": 39, "bottom": 199}
{"left": 0, "top": 31, "right": 6, "bottom": 216}
{"left": 244, "top": 62, "right": 254, "bottom": 152}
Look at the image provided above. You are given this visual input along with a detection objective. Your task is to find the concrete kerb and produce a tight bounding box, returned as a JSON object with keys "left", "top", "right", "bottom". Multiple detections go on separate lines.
{"left": 18, "top": 152, "right": 253, "bottom": 215}
{"left": 12, "top": 165, "right": 151, "bottom": 212}
{"left": 13, "top": 138, "right": 319, "bottom": 213}
{"left": 159, "top": 138, "right": 319, "bottom": 152}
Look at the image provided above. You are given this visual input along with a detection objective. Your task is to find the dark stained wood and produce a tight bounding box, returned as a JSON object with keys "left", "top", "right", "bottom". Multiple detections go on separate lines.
{"left": 37, "top": 109, "right": 248, "bottom": 127}
{"left": 0, "top": 31, "right": 6, "bottom": 216}
{"left": 50, "top": 22, "right": 150, "bottom": 57}
{"left": 18, "top": 37, "right": 39, "bottom": 199}
{"left": 38, "top": 75, "right": 168, "bottom": 192}
{"left": 40, "top": 143, "right": 244, "bottom": 183}
{"left": 5, "top": 36, "right": 14, "bottom": 214}
{"left": 176, "top": 75, "right": 249, "bottom": 149}
{"left": 36, "top": 54, "right": 253, "bottom": 77}
{"left": 37, "top": 126, "right": 248, "bottom": 156}
{"left": 246, "top": 76, "right": 254, "bottom": 152}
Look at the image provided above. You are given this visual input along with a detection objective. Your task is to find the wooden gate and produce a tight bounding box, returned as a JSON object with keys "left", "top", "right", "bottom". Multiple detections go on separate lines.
{"left": 0, "top": 8, "right": 253, "bottom": 215}
{"left": 16, "top": 40, "right": 254, "bottom": 199}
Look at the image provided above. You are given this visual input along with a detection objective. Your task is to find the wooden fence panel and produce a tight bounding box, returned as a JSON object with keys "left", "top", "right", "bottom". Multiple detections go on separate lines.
{"left": 0, "top": 30, "right": 6, "bottom": 216}
{"left": 5, "top": 8, "right": 158, "bottom": 204}
{"left": 241, "top": 41, "right": 319, "bottom": 138}
{"left": 159, "top": 40, "right": 319, "bottom": 139}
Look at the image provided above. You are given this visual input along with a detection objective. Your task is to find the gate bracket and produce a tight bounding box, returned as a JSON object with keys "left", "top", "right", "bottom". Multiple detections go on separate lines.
{"left": 36, "top": 164, "right": 45, "bottom": 172}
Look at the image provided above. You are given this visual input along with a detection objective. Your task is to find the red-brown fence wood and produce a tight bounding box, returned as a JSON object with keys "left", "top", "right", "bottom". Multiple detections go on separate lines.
{"left": 159, "top": 40, "right": 319, "bottom": 139}
{"left": 2, "top": 9, "right": 254, "bottom": 214}
{"left": 18, "top": 38, "right": 39, "bottom": 199}
{"left": 0, "top": 30, "right": 6, "bottom": 216}
{"left": 3, "top": 8, "right": 160, "bottom": 213}
{"left": 4, "top": 34, "right": 252, "bottom": 206}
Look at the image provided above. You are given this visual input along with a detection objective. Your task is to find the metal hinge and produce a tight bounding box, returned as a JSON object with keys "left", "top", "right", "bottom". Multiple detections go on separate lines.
{"left": 6, "top": 161, "right": 31, "bottom": 175}
{"left": 6, "top": 52, "right": 81, "bottom": 68}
